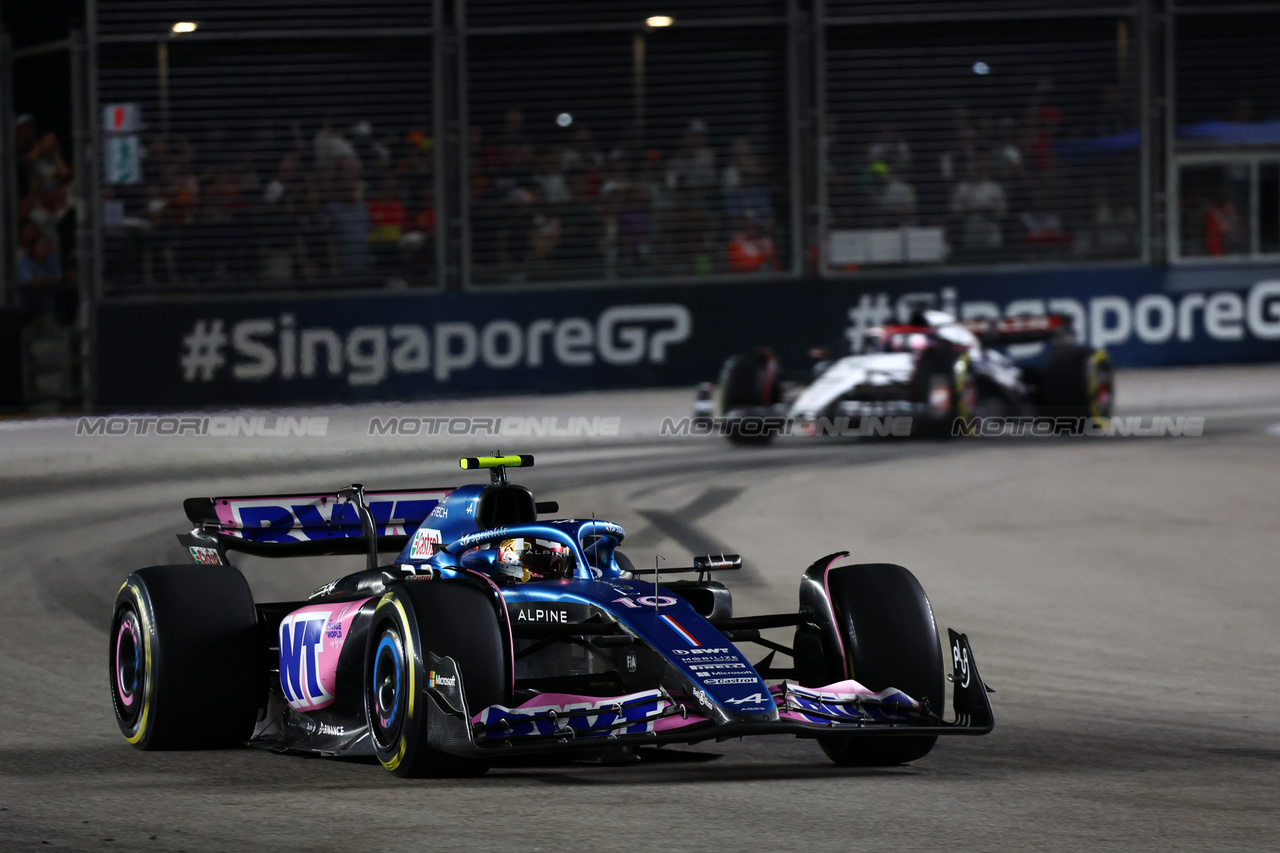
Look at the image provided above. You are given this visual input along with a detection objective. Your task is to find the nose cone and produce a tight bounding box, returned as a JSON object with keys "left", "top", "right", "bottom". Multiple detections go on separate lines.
{"left": 790, "top": 358, "right": 869, "bottom": 419}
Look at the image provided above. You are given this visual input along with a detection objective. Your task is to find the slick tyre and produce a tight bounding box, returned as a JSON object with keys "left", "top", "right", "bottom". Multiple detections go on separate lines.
{"left": 1038, "top": 346, "right": 1113, "bottom": 421}
{"left": 109, "top": 565, "right": 264, "bottom": 750}
{"left": 717, "top": 349, "right": 780, "bottom": 445}
{"left": 366, "top": 581, "right": 507, "bottom": 778}
{"left": 912, "top": 349, "right": 973, "bottom": 438}
{"left": 806, "top": 563, "right": 945, "bottom": 766}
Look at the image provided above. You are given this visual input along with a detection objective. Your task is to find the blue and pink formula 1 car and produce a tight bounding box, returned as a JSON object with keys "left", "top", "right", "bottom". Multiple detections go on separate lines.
{"left": 109, "top": 455, "right": 993, "bottom": 777}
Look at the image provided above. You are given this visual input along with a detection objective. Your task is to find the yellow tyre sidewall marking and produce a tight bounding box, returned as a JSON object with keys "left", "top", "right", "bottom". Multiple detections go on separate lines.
{"left": 123, "top": 582, "right": 154, "bottom": 745}
{"left": 954, "top": 355, "right": 972, "bottom": 421}
{"left": 1087, "top": 350, "right": 1111, "bottom": 423}
{"left": 374, "top": 594, "right": 416, "bottom": 771}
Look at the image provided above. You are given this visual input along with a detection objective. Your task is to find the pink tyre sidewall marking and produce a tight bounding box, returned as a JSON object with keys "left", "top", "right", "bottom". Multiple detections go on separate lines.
{"left": 115, "top": 616, "right": 140, "bottom": 708}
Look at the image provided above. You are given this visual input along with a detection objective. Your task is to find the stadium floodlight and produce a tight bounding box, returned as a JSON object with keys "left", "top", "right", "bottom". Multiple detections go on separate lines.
{"left": 171, "top": 22, "right": 198, "bottom": 34}
{"left": 646, "top": 15, "right": 674, "bottom": 28}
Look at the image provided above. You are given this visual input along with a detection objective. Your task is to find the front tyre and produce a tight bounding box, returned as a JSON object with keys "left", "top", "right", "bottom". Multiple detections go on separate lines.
{"left": 797, "top": 563, "right": 945, "bottom": 766}
{"left": 365, "top": 581, "right": 507, "bottom": 778}
{"left": 109, "top": 565, "right": 263, "bottom": 750}
{"left": 717, "top": 349, "right": 780, "bottom": 445}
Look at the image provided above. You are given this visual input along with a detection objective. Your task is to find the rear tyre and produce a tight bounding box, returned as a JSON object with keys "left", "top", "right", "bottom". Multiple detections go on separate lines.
{"left": 799, "top": 563, "right": 944, "bottom": 766}
{"left": 109, "top": 565, "right": 263, "bottom": 750}
{"left": 365, "top": 581, "right": 507, "bottom": 778}
{"left": 911, "top": 349, "right": 973, "bottom": 438}
{"left": 1038, "top": 346, "right": 1113, "bottom": 420}
{"left": 717, "top": 349, "right": 780, "bottom": 445}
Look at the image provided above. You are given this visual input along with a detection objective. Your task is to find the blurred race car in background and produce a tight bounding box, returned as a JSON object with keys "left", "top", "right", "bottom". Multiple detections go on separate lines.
{"left": 695, "top": 310, "right": 1113, "bottom": 441}
{"left": 109, "top": 455, "right": 993, "bottom": 778}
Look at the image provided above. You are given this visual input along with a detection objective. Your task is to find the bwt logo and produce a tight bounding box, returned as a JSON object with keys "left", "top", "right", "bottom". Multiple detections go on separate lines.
{"left": 225, "top": 496, "right": 443, "bottom": 543}
{"left": 180, "top": 304, "right": 692, "bottom": 385}
{"left": 279, "top": 611, "right": 334, "bottom": 711}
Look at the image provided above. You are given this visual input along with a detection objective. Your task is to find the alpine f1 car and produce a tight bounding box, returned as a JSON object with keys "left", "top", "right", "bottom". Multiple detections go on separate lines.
{"left": 695, "top": 310, "right": 1113, "bottom": 441}
{"left": 110, "top": 455, "right": 993, "bottom": 777}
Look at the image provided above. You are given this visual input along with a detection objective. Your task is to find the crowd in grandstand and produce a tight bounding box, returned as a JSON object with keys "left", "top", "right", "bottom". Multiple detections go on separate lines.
{"left": 14, "top": 116, "right": 77, "bottom": 288}
{"left": 12, "top": 115, "right": 81, "bottom": 326}
{"left": 469, "top": 109, "right": 782, "bottom": 283}
{"left": 825, "top": 79, "right": 1141, "bottom": 265}
{"left": 99, "top": 118, "right": 437, "bottom": 289}
{"left": 15, "top": 80, "right": 1259, "bottom": 295}
{"left": 91, "top": 110, "right": 783, "bottom": 291}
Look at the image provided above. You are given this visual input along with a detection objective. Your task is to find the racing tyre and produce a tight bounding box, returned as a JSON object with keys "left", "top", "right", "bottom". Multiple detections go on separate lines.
{"left": 911, "top": 348, "right": 973, "bottom": 438}
{"left": 1038, "top": 346, "right": 1113, "bottom": 421}
{"left": 717, "top": 349, "right": 780, "bottom": 445}
{"left": 799, "top": 563, "right": 945, "bottom": 766}
{"left": 109, "top": 565, "right": 264, "bottom": 750}
{"left": 365, "top": 581, "right": 508, "bottom": 778}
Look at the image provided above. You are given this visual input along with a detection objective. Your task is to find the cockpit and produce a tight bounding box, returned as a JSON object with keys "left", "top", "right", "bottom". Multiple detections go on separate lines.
{"left": 453, "top": 521, "right": 625, "bottom": 584}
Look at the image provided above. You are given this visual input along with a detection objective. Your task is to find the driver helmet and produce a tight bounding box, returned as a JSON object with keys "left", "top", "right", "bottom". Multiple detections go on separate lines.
{"left": 497, "top": 539, "right": 570, "bottom": 582}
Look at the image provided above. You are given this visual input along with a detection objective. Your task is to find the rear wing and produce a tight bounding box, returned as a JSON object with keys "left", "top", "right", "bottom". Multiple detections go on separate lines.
{"left": 179, "top": 485, "right": 452, "bottom": 568}
{"left": 957, "top": 313, "right": 1075, "bottom": 346}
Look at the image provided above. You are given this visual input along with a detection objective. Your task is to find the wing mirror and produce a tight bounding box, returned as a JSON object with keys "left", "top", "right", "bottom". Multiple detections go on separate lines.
{"left": 693, "top": 554, "right": 742, "bottom": 571}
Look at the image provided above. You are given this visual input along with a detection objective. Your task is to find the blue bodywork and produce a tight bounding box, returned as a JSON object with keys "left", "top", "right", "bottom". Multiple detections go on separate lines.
{"left": 392, "top": 489, "right": 776, "bottom": 719}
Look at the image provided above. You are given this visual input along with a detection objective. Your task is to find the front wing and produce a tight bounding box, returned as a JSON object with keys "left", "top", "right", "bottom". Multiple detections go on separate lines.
{"left": 425, "top": 630, "right": 993, "bottom": 758}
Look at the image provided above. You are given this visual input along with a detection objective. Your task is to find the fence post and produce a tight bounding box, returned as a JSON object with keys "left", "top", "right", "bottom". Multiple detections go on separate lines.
{"left": 1, "top": 30, "right": 15, "bottom": 308}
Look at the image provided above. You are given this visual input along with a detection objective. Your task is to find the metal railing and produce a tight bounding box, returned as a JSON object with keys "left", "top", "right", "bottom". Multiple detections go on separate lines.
{"left": 4, "top": 0, "right": 1267, "bottom": 306}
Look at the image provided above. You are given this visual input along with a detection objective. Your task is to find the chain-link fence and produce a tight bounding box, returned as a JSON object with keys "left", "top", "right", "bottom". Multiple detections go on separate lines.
{"left": 821, "top": 4, "right": 1142, "bottom": 272}
{"left": 76, "top": 0, "right": 1280, "bottom": 298}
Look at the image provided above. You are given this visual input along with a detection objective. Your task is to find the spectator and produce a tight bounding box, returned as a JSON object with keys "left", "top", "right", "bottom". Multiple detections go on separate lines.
{"left": 1204, "top": 184, "right": 1245, "bottom": 256}
{"left": 18, "top": 235, "right": 63, "bottom": 285}
{"left": 397, "top": 126, "right": 434, "bottom": 209}
{"left": 259, "top": 154, "right": 304, "bottom": 282}
{"left": 939, "top": 106, "right": 977, "bottom": 183}
{"left": 528, "top": 204, "right": 564, "bottom": 273}
{"left": 949, "top": 157, "right": 1007, "bottom": 255}
{"left": 22, "top": 185, "right": 69, "bottom": 252}
{"left": 533, "top": 149, "right": 571, "bottom": 205}
{"left": 560, "top": 126, "right": 603, "bottom": 195}
{"left": 865, "top": 122, "right": 912, "bottom": 175}
{"left": 557, "top": 167, "right": 603, "bottom": 279}
{"left": 1088, "top": 182, "right": 1137, "bottom": 257}
{"left": 295, "top": 184, "right": 332, "bottom": 282}
{"left": 366, "top": 174, "right": 408, "bottom": 278}
{"left": 468, "top": 124, "right": 495, "bottom": 204}
{"left": 27, "top": 131, "right": 72, "bottom": 191}
{"left": 722, "top": 139, "right": 774, "bottom": 223}
{"left": 367, "top": 174, "right": 408, "bottom": 244}
{"left": 667, "top": 119, "right": 718, "bottom": 193}
{"left": 314, "top": 118, "right": 360, "bottom": 172}
{"left": 870, "top": 161, "right": 917, "bottom": 225}
{"left": 348, "top": 120, "right": 389, "bottom": 172}
{"left": 616, "top": 182, "right": 653, "bottom": 274}
{"left": 489, "top": 142, "right": 538, "bottom": 277}
{"left": 1028, "top": 80, "right": 1064, "bottom": 173}
{"left": 14, "top": 114, "right": 37, "bottom": 199}
{"left": 1018, "top": 184, "right": 1071, "bottom": 258}
{"left": 726, "top": 211, "right": 780, "bottom": 273}
{"left": 324, "top": 164, "right": 373, "bottom": 279}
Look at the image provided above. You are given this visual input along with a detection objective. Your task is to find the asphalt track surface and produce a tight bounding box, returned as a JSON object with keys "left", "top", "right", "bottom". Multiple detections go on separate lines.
{"left": 2, "top": 364, "right": 1279, "bottom": 852}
